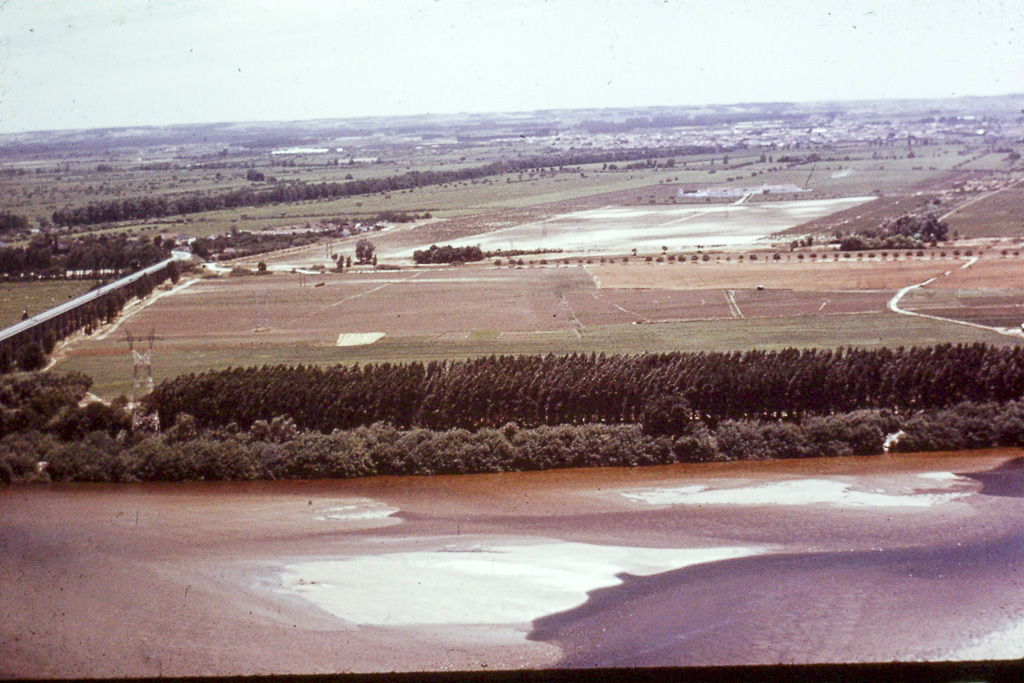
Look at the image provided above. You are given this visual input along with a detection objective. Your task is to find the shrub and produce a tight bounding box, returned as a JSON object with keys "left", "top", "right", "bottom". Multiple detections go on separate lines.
{"left": 0, "top": 431, "right": 58, "bottom": 483}
{"left": 715, "top": 420, "right": 789, "bottom": 460}
{"left": 992, "top": 401, "right": 1024, "bottom": 446}
{"left": 16, "top": 342, "right": 47, "bottom": 372}
{"left": 47, "top": 401, "right": 131, "bottom": 441}
{"left": 802, "top": 411, "right": 890, "bottom": 457}
{"left": 672, "top": 423, "right": 719, "bottom": 462}
{"left": 46, "top": 431, "right": 127, "bottom": 483}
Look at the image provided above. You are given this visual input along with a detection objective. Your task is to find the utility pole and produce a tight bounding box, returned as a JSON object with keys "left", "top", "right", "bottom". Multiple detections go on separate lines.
{"left": 124, "top": 328, "right": 160, "bottom": 431}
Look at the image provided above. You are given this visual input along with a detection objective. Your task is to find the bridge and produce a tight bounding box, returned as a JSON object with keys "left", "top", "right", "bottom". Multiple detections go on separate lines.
{"left": 0, "top": 253, "right": 189, "bottom": 368}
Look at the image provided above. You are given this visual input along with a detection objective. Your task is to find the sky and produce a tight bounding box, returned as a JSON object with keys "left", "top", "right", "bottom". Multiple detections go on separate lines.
{"left": 0, "top": 0, "right": 1021, "bottom": 134}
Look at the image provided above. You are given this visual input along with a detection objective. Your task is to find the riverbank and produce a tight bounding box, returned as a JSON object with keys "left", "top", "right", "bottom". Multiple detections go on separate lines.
{"left": 2, "top": 449, "right": 1021, "bottom": 677}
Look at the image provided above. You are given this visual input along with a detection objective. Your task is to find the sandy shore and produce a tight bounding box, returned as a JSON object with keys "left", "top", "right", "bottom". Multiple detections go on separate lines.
{"left": 1, "top": 449, "right": 1021, "bottom": 677}
{"left": 281, "top": 541, "right": 763, "bottom": 626}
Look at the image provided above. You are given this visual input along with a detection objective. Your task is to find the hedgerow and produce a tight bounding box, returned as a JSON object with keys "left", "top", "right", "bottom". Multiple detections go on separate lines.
{"left": 2, "top": 359, "right": 1023, "bottom": 485}
{"left": 3, "top": 400, "right": 1022, "bottom": 484}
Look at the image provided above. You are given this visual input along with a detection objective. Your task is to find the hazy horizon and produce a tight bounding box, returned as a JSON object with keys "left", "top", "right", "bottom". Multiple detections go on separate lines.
{"left": 1, "top": 0, "right": 1022, "bottom": 135}
{"left": 4, "top": 90, "right": 1024, "bottom": 138}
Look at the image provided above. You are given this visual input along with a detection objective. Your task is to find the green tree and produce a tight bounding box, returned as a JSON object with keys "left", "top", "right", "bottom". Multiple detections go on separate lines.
{"left": 16, "top": 342, "right": 47, "bottom": 372}
{"left": 355, "top": 239, "right": 375, "bottom": 264}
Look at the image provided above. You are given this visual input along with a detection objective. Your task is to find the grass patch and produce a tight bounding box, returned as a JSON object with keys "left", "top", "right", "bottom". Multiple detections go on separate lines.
{"left": 944, "top": 185, "right": 1024, "bottom": 238}
{"left": 56, "top": 311, "right": 1020, "bottom": 400}
{"left": 0, "top": 280, "right": 100, "bottom": 328}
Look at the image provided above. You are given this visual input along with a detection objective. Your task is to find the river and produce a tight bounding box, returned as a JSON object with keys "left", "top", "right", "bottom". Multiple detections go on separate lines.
{"left": 1, "top": 449, "right": 1021, "bottom": 677}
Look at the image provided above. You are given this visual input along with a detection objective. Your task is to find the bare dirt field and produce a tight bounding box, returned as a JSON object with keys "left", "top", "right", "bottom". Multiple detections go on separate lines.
{"left": 69, "top": 267, "right": 591, "bottom": 349}
{"left": 51, "top": 251, "right": 1021, "bottom": 399}
{"left": 924, "top": 257, "right": 1024, "bottom": 290}
{"left": 62, "top": 257, "right": 969, "bottom": 358}
{"left": 590, "top": 258, "right": 960, "bottom": 291}
{"left": 899, "top": 258, "right": 1024, "bottom": 330}
{"left": 779, "top": 194, "right": 940, "bottom": 238}
{"left": 916, "top": 306, "right": 1024, "bottom": 329}
{"left": 2, "top": 450, "right": 1021, "bottom": 677}
{"left": 944, "top": 184, "right": 1024, "bottom": 239}
{"left": 566, "top": 288, "right": 890, "bottom": 326}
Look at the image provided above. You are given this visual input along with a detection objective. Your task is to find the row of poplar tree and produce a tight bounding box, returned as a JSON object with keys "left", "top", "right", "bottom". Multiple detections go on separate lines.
{"left": 148, "top": 343, "right": 1024, "bottom": 435}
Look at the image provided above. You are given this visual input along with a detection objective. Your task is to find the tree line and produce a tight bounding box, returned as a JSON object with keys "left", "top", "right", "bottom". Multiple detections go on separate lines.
{"left": 412, "top": 244, "right": 564, "bottom": 264}
{"left": 412, "top": 244, "right": 485, "bottom": 264}
{"left": 50, "top": 146, "right": 712, "bottom": 228}
{"left": 189, "top": 231, "right": 318, "bottom": 261}
{"left": 4, "top": 370, "right": 1023, "bottom": 485}
{"left": 0, "top": 211, "right": 31, "bottom": 234}
{"left": 1, "top": 263, "right": 178, "bottom": 373}
{"left": 147, "top": 344, "right": 1024, "bottom": 436}
{"left": 0, "top": 233, "right": 169, "bottom": 280}
{"left": 836, "top": 212, "right": 949, "bottom": 251}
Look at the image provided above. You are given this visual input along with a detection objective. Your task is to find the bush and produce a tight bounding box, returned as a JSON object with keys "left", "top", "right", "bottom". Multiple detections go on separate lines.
{"left": 46, "top": 431, "right": 127, "bottom": 482}
{"left": 412, "top": 244, "right": 484, "bottom": 264}
{"left": 672, "top": 423, "right": 719, "bottom": 462}
{"left": 716, "top": 420, "right": 789, "bottom": 460}
{"left": 1, "top": 372, "right": 92, "bottom": 437}
{"left": 0, "top": 431, "right": 57, "bottom": 483}
{"left": 993, "top": 401, "right": 1024, "bottom": 446}
{"left": 16, "top": 342, "right": 47, "bottom": 372}
{"left": 4, "top": 393, "right": 1022, "bottom": 484}
{"left": 892, "top": 402, "right": 1009, "bottom": 453}
{"left": 640, "top": 394, "right": 693, "bottom": 436}
{"left": 802, "top": 411, "right": 889, "bottom": 457}
{"left": 47, "top": 401, "right": 131, "bottom": 441}
{"left": 714, "top": 412, "right": 893, "bottom": 461}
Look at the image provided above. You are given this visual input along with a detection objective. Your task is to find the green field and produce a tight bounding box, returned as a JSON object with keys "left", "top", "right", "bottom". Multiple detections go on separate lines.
{"left": 0, "top": 140, "right": 986, "bottom": 243}
{"left": 95, "top": 144, "right": 976, "bottom": 245}
{"left": 8, "top": 109, "right": 1021, "bottom": 401}
{"left": 944, "top": 184, "right": 1024, "bottom": 238}
{"left": 0, "top": 279, "right": 99, "bottom": 328}
{"left": 55, "top": 311, "right": 1020, "bottom": 399}
{"left": 959, "top": 151, "right": 1022, "bottom": 172}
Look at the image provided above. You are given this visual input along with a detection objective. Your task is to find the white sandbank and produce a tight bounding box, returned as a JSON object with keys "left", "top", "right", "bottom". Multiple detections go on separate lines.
{"left": 621, "top": 479, "right": 969, "bottom": 508}
{"left": 280, "top": 540, "right": 762, "bottom": 626}
{"left": 336, "top": 332, "right": 386, "bottom": 347}
{"left": 313, "top": 499, "right": 399, "bottom": 522}
{"left": 946, "top": 619, "right": 1024, "bottom": 660}
{"left": 917, "top": 471, "right": 967, "bottom": 482}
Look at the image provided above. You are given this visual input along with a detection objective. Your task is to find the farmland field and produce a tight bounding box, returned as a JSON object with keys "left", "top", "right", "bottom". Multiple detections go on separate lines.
{"left": 590, "top": 257, "right": 965, "bottom": 291}
{"left": 923, "top": 257, "right": 1024, "bottom": 290}
{"left": 54, "top": 250, "right": 1022, "bottom": 399}
{"left": 31, "top": 164, "right": 1024, "bottom": 401}
{"left": 565, "top": 288, "right": 892, "bottom": 326}
{"left": 900, "top": 258, "right": 1024, "bottom": 330}
{"left": 0, "top": 279, "right": 99, "bottom": 328}
{"left": 943, "top": 184, "right": 1024, "bottom": 238}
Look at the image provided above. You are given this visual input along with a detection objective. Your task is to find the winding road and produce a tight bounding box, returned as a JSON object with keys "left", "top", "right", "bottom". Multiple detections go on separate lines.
{"left": 887, "top": 257, "right": 1023, "bottom": 338}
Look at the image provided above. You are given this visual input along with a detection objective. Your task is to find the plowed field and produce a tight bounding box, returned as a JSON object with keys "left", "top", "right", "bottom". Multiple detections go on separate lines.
{"left": 54, "top": 253, "right": 1020, "bottom": 399}
{"left": 591, "top": 258, "right": 962, "bottom": 291}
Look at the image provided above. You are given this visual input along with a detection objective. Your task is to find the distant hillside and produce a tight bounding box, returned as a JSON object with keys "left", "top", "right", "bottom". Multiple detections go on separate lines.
{"left": 2, "top": 93, "right": 1020, "bottom": 157}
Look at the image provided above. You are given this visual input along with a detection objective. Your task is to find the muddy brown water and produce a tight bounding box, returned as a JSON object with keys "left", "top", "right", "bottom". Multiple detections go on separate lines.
{"left": 1, "top": 449, "right": 1021, "bottom": 677}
